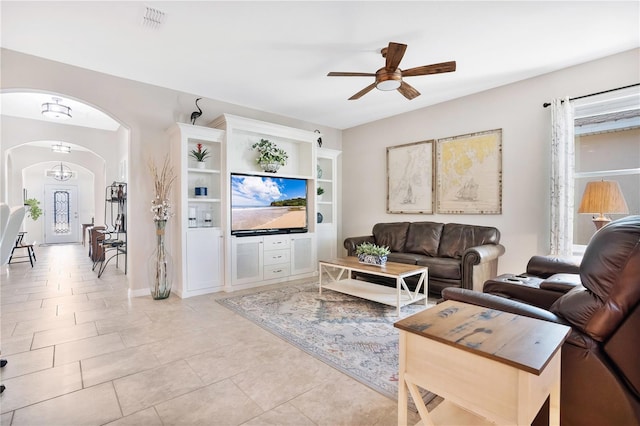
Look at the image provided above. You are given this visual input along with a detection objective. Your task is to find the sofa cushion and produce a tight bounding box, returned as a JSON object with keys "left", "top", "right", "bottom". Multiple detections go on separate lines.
{"left": 372, "top": 222, "right": 410, "bottom": 253}
{"left": 405, "top": 222, "right": 443, "bottom": 257}
{"left": 438, "top": 223, "right": 500, "bottom": 259}
{"left": 386, "top": 252, "right": 427, "bottom": 265}
{"left": 416, "top": 256, "right": 462, "bottom": 280}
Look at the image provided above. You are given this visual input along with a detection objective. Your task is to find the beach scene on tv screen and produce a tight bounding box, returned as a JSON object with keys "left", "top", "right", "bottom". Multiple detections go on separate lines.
{"left": 231, "top": 175, "right": 307, "bottom": 230}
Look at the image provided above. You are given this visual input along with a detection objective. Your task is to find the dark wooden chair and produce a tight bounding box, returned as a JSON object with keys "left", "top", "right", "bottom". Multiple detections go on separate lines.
{"left": 8, "top": 232, "right": 36, "bottom": 267}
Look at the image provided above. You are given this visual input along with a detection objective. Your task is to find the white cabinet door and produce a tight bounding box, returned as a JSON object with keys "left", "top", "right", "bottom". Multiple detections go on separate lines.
{"left": 317, "top": 224, "right": 337, "bottom": 261}
{"left": 186, "top": 228, "right": 223, "bottom": 294}
{"left": 291, "top": 234, "right": 316, "bottom": 275}
{"left": 231, "top": 236, "right": 263, "bottom": 285}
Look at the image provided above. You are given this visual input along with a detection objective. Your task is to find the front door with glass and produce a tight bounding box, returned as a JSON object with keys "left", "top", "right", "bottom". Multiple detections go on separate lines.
{"left": 44, "top": 184, "right": 79, "bottom": 244}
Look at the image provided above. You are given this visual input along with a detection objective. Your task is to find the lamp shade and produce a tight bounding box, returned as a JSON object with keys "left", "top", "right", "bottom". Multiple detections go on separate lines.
{"left": 578, "top": 180, "right": 629, "bottom": 229}
{"left": 578, "top": 181, "right": 629, "bottom": 214}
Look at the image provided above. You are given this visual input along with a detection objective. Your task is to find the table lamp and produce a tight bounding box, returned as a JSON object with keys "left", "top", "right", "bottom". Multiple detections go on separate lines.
{"left": 578, "top": 180, "right": 629, "bottom": 230}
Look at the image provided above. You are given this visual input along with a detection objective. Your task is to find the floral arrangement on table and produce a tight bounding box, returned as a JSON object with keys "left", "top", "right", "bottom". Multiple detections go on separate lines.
{"left": 251, "top": 139, "right": 288, "bottom": 172}
{"left": 355, "top": 242, "right": 391, "bottom": 266}
{"left": 190, "top": 143, "right": 210, "bottom": 163}
{"left": 148, "top": 155, "right": 177, "bottom": 221}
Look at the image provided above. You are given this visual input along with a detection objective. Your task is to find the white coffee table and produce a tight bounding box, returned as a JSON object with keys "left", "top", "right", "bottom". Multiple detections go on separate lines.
{"left": 318, "top": 257, "right": 428, "bottom": 316}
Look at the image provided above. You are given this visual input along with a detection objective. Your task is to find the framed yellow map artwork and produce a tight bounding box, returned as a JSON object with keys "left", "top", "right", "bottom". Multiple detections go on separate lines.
{"left": 436, "top": 129, "right": 502, "bottom": 214}
{"left": 387, "top": 140, "right": 434, "bottom": 214}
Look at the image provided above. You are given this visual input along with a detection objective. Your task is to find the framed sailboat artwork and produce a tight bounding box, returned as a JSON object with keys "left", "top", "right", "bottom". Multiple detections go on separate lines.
{"left": 386, "top": 140, "right": 434, "bottom": 214}
{"left": 436, "top": 129, "right": 503, "bottom": 214}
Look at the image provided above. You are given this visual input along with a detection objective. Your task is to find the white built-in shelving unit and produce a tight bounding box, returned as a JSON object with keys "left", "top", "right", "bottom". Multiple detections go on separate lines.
{"left": 169, "top": 123, "right": 225, "bottom": 298}
{"left": 316, "top": 147, "right": 341, "bottom": 261}
{"left": 169, "top": 115, "right": 339, "bottom": 297}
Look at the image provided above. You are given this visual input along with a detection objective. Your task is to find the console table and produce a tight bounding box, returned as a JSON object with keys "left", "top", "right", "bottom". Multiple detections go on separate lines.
{"left": 394, "top": 300, "right": 571, "bottom": 425}
{"left": 319, "top": 257, "right": 427, "bottom": 316}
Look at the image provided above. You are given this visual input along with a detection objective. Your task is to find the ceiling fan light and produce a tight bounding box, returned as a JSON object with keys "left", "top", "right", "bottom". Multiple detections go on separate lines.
{"left": 376, "top": 79, "right": 401, "bottom": 91}
{"left": 42, "top": 97, "right": 72, "bottom": 120}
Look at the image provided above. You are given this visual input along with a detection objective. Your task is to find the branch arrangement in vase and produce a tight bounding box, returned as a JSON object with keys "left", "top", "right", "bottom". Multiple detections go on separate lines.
{"left": 148, "top": 155, "right": 177, "bottom": 221}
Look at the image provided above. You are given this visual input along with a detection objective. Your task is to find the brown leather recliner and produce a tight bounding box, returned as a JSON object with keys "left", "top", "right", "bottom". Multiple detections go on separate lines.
{"left": 442, "top": 215, "right": 640, "bottom": 426}
{"left": 481, "top": 255, "right": 582, "bottom": 309}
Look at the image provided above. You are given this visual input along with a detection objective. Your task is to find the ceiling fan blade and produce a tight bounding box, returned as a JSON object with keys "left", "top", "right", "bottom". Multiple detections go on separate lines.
{"left": 402, "top": 61, "right": 457, "bottom": 77}
{"left": 397, "top": 81, "right": 420, "bottom": 100}
{"left": 349, "top": 82, "right": 377, "bottom": 100}
{"left": 385, "top": 42, "right": 407, "bottom": 72}
{"left": 327, "top": 72, "right": 376, "bottom": 77}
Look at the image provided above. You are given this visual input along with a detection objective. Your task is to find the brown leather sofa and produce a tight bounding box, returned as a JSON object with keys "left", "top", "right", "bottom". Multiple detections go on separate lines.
{"left": 343, "top": 221, "right": 505, "bottom": 296}
{"left": 442, "top": 215, "right": 640, "bottom": 426}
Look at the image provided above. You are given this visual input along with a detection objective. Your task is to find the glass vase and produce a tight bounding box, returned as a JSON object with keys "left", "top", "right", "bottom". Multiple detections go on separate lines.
{"left": 148, "top": 219, "right": 173, "bottom": 299}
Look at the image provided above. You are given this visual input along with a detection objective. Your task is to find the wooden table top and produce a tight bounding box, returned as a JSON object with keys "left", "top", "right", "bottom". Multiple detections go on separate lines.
{"left": 319, "top": 256, "right": 427, "bottom": 277}
{"left": 394, "top": 300, "right": 571, "bottom": 375}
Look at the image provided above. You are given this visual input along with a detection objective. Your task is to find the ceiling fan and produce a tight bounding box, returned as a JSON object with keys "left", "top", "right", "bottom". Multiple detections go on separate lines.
{"left": 327, "top": 42, "right": 456, "bottom": 100}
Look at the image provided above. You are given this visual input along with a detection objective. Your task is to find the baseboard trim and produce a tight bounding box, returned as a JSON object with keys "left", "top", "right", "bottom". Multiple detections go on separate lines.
{"left": 128, "top": 287, "right": 149, "bottom": 298}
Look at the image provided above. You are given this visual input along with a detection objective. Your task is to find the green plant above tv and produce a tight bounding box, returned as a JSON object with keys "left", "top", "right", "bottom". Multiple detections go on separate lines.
{"left": 252, "top": 139, "right": 288, "bottom": 173}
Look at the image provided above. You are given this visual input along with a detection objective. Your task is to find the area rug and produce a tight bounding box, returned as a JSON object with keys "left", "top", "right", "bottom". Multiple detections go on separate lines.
{"left": 217, "top": 281, "right": 436, "bottom": 406}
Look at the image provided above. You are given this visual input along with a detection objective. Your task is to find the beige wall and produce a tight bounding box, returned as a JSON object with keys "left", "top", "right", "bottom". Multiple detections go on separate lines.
{"left": 341, "top": 48, "right": 639, "bottom": 274}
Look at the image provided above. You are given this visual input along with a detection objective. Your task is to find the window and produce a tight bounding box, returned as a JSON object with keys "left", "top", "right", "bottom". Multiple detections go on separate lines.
{"left": 53, "top": 190, "right": 71, "bottom": 234}
{"left": 572, "top": 87, "right": 640, "bottom": 251}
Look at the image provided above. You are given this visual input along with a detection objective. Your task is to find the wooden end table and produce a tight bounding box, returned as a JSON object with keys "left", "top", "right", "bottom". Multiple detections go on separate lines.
{"left": 394, "top": 300, "right": 571, "bottom": 425}
{"left": 318, "top": 257, "right": 428, "bottom": 316}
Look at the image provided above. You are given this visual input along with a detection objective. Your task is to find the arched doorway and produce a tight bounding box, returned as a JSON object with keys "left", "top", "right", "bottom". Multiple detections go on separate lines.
{"left": 1, "top": 91, "right": 129, "bottom": 248}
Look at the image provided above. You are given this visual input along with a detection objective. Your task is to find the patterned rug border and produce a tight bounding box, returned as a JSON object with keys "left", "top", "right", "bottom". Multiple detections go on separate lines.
{"left": 216, "top": 281, "right": 434, "bottom": 406}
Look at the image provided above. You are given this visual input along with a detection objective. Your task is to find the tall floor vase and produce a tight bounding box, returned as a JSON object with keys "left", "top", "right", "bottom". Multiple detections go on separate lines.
{"left": 148, "top": 219, "right": 173, "bottom": 299}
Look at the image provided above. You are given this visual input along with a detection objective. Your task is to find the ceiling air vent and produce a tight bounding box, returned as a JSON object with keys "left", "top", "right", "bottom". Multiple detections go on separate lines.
{"left": 142, "top": 6, "right": 165, "bottom": 29}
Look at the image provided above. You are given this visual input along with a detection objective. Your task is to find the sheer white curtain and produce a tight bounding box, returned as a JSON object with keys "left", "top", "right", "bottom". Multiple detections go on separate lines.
{"left": 549, "top": 97, "right": 575, "bottom": 256}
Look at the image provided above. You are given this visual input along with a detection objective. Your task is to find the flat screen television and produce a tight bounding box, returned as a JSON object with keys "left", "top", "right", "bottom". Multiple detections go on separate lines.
{"left": 230, "top": 173, "right": 308, "bottom": 236}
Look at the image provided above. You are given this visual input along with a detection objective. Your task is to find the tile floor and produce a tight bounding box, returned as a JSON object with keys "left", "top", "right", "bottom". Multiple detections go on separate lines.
{"left": 0, "top": 244, "right": 425, "bottom": 425}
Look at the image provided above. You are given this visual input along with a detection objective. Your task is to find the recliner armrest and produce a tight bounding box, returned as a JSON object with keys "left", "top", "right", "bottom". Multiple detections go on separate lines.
{"left": 442, "top": 288, "right": 568, "bottom": 325}
{"left": 526, "top": 255, "right": 581, "bottom": 278}
{"left": 539, "top": 273, "right": 582, "bottom": 292}
{"left": 343, "top": 235, "right": 375, "bottom": 256}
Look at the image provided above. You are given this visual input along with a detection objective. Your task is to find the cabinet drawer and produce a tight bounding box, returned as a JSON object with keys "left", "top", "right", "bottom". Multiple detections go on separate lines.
{"left": 264, "top": 264, "right": 290, "bottom": 280}
{"left": 263, "top": 236, "right": 290, "bottom": 250}
{"left": 263, "top": 249, "right": 290, "bottom": 265}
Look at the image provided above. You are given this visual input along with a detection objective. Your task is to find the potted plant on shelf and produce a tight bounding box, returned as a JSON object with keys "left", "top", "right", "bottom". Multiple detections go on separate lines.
{"left": 190, "top": 143, "right": 210, "bottom": 169}
{"left": 251, "top": 139, "right": 288, "bottom": 173}
{"left": 355, "top": 242, "right": 391, "bottom": 266}
{"left": 317, "top": 187, "right": 325, "bottom": 200}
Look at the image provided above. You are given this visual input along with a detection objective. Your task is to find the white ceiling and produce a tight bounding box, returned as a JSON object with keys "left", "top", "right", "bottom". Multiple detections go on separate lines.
{"left": 1, "top": 1, "right": 639, "bottom": 130}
